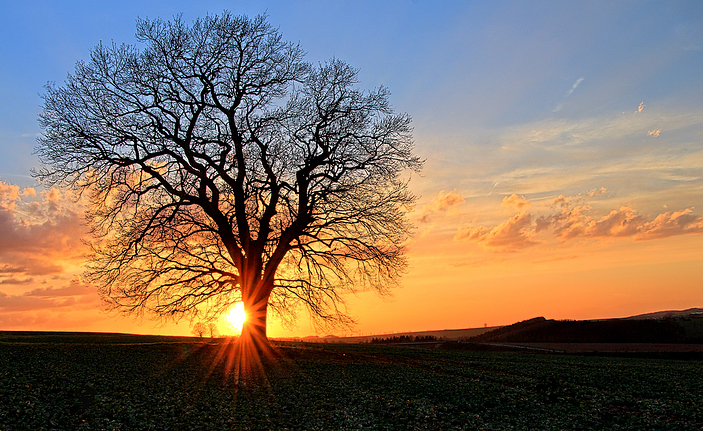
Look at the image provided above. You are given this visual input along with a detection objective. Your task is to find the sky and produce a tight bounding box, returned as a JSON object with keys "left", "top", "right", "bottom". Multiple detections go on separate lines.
{"left": 1, "top": 0, "right": 702, "bottom": 338}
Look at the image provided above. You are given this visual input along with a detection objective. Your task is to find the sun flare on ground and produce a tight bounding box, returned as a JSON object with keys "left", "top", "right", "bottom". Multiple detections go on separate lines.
{"left": 224, "top": 302, "right": 247, "bottom": 334}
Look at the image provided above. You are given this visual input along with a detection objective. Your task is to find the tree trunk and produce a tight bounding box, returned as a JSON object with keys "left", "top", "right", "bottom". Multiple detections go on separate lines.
{"left": 225, "top": 296, "right": 275, "bottom": 384}
{"left": 239, "top": 291, "right": 273, "bottom": 356}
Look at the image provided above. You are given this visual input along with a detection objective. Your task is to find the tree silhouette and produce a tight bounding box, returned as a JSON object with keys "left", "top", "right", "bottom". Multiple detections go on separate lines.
{"left": 192, "top": 322, "right": 207, "bottom": 338}
{"left": 36, "top": 12, "right": 421, "bottom": 351}
{"left": 208, "top": 322, "right": 219, "bottom": 338}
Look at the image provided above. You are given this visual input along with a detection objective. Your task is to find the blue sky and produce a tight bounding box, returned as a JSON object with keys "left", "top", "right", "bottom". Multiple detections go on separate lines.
{"left": 1, "top": 1, "right": 702, "bottom": 335}
{"left": 3, "top": 1, "right": 701, "bottom": 186}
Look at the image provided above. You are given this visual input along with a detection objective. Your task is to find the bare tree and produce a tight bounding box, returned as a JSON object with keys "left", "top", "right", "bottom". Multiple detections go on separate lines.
{"left": 36, "top": 12, "right": 421, "bottom": 351}
{"left": 208, "top": 322, "right": 220, "bottom": 338}
{"left": 192, "top": 322, "right": 207, "bottom": 338}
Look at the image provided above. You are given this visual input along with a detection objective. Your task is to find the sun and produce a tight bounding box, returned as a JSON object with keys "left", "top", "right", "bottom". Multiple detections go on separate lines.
{"left": 224, "top": 302, "right": 247, "bottom": 333}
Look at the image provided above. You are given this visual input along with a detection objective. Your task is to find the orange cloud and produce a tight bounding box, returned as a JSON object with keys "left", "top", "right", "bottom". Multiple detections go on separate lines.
{"left": 537, "top": 201, "right": 703, "bottom": 242}
{"left": 460, "top": 190, "right": 703, "bottom": 251}
{"left": 500, "top": 194, "right": 530, "bottom": 211}
{"left": 581, "top": 206, "right": 644, "bottom": 238}
{"left": 0, "top": 279, "right": 98, "bottom": 312}
{"left": 0, "top": 264, "right": 28, "bottom": 274}
{"left": 535, "top": 204, "right": 591, "bottom": 239}
{"left": 636, "top": 208, "right": 703, "bottom": 240}
{"left": 551, "top": 195, "right": 571, "bottom": 208}
{"left": 455, "top": 212, "right": 538, "bottom": 250}
{"left": 0, "top": 182, "right": 88, "bottom": 286}
{"left": 0, "top": 182, "right": 21, "bottom": 211}
{"left": 587, "top": 187, "right": 607, "bottom": 197}
{"left": 0, "top": 277, "right": 35, "bottom": 285}
{"left": 24, "top": 282, "right": 95, "bottom": 297}
{"left": 419, "top": 190, "right": 465, "bottom": 222}
{"left": 0, "top": 211, "right": 86, "bottom": 260}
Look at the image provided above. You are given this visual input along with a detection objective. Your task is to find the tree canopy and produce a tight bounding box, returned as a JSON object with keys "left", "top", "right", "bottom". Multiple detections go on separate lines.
{"left": 36, "top": 12, "right": 421, "bottom": 347}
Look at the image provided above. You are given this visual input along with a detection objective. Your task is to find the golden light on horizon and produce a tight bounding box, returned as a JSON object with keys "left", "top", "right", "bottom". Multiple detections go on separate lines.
{"left": 224, "top": 302, "right": 247, "bottom": 334}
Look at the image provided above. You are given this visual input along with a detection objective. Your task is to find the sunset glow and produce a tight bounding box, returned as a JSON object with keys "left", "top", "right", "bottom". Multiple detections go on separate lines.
{"left": 0, "top": 2, "right": 701, "bottom": 339}
{"left": 224, "top": 303, "right": 247, "bottom": 334}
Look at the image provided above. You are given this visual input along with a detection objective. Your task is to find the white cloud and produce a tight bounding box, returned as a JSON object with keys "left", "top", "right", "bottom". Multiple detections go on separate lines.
{"left": 553, "top": 77, "right": 585, "bottom": 112}
{"left": 566, "top": 77, "right": 584, "bottom": 97}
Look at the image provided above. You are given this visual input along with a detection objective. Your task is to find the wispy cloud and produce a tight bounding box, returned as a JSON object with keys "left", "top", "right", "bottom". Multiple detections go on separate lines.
{"left": 440, "top": 106, "right": 703, "bottom": 206}
{"left": 553, "top": 77, "right": 584, "bottom": 112}
{"left": 0, "top": 264, "right": 28, "bottom": 274}
{"left": 0, "top": 279, "right": 98, "bottom": 312}
{"left": 24, "top": 282, "right": 94, "bottom": 297}
{"left": 566, "top": 77, "right": 584, "bottom": 97}
{"left": 0, "top": 277, "right": 35, "bottom": 285}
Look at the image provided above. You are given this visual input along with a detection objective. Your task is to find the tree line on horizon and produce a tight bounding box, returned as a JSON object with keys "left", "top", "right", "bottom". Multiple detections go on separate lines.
{"left": 368, "top": 335, "right": 441, "bottom": 344}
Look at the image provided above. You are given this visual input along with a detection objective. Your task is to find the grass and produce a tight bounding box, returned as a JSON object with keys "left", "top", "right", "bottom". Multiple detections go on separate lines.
{"left": 1, "top": 333, "right": 702, "bottom": 430}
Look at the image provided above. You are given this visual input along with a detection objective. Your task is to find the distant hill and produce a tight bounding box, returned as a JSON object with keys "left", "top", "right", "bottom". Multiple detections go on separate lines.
{"left": 466, "top": 315, "right": 703, "bottom": 344}
{"left": 281, "top": 308, "right": 703, "bottom": 344}
{"left": 622, "top": 307, "right": 703, "bottom": 320}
